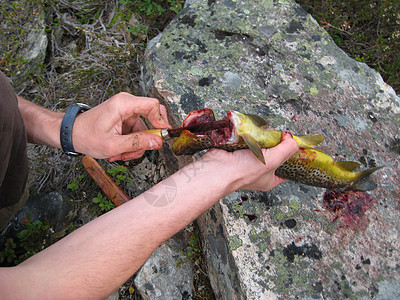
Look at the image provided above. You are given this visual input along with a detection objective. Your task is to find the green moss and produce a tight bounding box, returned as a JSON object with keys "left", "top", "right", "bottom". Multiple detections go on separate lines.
{"left": 189, "top": 65, "right": 205, "bottom": 76}
{"left": 271, "top": 207, "right": 287, "bottom": 222}
{"left": 278, "top": 0, "right": 290, "bottom": 5}
{"left": 299, "top": 209, "right": 314, "bottom": 221}
{"left": 249, "top": 229, "right": 271, "bottom": 253}
{"left": 260, "top": 243, "right": 320, "bottom": 296}
{"left": 309, "top": 85, "right": 319, "bottom": 96}
{"left": 261, "top": 0, "right": 274, "bottom": 10}
{"left": 289, "top": 199, "right": 302, "bottom": 211}
{"left": 257, "top": 242, "right": 269, "bottom": 253}
{"left": 232, "top": 202, "right": 246, "bottom": 217}
{"left": 229, "top": 235, "right": 243, "bottom": 251}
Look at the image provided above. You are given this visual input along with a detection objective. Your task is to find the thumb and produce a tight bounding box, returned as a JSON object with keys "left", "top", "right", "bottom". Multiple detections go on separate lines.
{"left": 116, "top": 132, "right": 163, "bottom": 155}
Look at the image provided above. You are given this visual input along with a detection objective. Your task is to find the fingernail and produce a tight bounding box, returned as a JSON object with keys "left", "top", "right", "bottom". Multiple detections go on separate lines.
{"left": 281, "top": 131, "right": 293, "bottom": 141}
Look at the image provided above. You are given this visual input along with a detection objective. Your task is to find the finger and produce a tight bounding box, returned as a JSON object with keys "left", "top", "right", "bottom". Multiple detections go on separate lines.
{"left": 121, "top": 117, "right": 148, "bottom": 134}
{"left": 116, "top": 132, "right": 163, "bottom": 155}
{"left": 121, "top": 150, "right": 146, "bottom": 161}
{"left": 118, "top": 94, "right": 171, "bottom": 129}
{"left": 130, "top": 118, "right": 148, "bottom": 132}
{"left": 108, "top": 150, "right": 146, "bottom": 162}
{"left": 159, "top": 104, "right": 171, "bottom": 127}
{"left": 264, "top": 132, "right": 299, "bottom": 169}
{"left": 123, "top": 105, "right": 169, "bottom": 134}
{"left": 146, "top": 103, "right": 172, "bottom": 129}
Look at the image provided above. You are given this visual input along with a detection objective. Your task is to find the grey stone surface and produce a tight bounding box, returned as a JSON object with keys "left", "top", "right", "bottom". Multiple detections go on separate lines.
{"left": 17, "top": 191, "right": 73, "bottom": 233}
{"left": 134, "top": 234, "right": 193, "bottom": 299}
{"left": 141, "top": 0, "right": 400, "bottom": 299}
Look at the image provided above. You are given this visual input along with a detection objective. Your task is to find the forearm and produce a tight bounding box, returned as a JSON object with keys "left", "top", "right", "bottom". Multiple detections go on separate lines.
{"left": 17, "top": 97, "right": 64, "bottom": 147}
{"left": 0, "top": 157, "right": 236, "bottom": 299}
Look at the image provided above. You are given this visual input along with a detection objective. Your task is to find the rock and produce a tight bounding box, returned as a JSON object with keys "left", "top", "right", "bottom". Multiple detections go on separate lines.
{"left": 141, "top": 0, "right": 400, "bottom": 298}
{"left": 105, "top": 291, "right": 119, "bottom": 300}
{"left": 1, "top": 191, "right": 74, "bottom": 246}
{"left": 16, "top": 191, "right": 74, "bottom": 234}
{"left": 15, "top": 11, "right": 47, "bottom": 85}
{"left": 134, "top": 232, "right": 193, "bottom": 299}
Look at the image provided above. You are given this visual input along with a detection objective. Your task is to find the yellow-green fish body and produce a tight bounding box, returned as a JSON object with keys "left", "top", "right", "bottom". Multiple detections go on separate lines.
{"left": 276, "top": 148, "right": 380, "bottom": 191}
{"left": 172, "top": 109, "right": 380, "bottom": 191}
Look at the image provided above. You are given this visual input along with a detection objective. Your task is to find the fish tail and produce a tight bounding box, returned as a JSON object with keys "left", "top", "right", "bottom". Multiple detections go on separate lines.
{"left": 294, "top": 134, "right": 325, "bottom": 148}
{"left": 353, "top": 167, "right": 383, "bottom": 191}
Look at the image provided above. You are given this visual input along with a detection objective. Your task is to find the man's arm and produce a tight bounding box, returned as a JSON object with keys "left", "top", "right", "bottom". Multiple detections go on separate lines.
{"left": 17, "top": 97, "right": 64, "bottom": 147}
{"left": 0, "top": 135, "right": 299, "bottom": 299}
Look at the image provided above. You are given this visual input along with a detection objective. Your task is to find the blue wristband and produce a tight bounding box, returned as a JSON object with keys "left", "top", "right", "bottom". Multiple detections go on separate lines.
{"left": 60, "top": 103, "right": 91, "bottom": 155}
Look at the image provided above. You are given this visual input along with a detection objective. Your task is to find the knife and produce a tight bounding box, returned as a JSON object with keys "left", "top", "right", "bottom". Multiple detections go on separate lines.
{"left": 82, "top": 155, "right": 131, "bottom": 207}
{"left": 134, "top": 119, "right": 231, "bottom": 141}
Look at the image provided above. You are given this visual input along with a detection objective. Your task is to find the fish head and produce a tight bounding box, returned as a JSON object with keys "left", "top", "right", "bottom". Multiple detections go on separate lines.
{"left": 227, "top": 111, "right": 268, "bottom": 132}
{"left": 227, "top": 110, "right": 269, "bottom": 141}
{"left": 226, "top": 111, "right": 242, "bottom": 144}
{"left": 227, "top": 111, "right": 268, "bottom": 164}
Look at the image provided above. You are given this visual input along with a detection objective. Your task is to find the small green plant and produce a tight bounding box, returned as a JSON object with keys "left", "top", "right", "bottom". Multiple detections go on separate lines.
{"left": 0, "top": 215, "right": 52, "bottom": 266}
{"left": 16, "top": 217, "right": 50, "bottom": 261}
{"left": 168, "top": 0, "right": 185, "bottom": 14}
{"left": 92, "top": 192, "right": 115, "bottom": 212}
{"left": 177, "top": 233, "right": 201, "bottom": 266}
{"left": 127, "top": 23, "right": 149, "bottom": 35}
{"left": 354, "top": 54, "right": 370, "bottom": 63}
{"left": 121, "top": 0, "right": 165, "bottom": 17}
{"left": 129, "top": 284, "right": 135, "bottom": 294}
{"left": 118, "top": 0, "right": 183, "bottom": 39}
{"left": 107, "top": 165, "right": 131, "bottom": 185}
{"left": 68, "top": 174, "right": 85, "bottom": 192}
{"left": 0, "top": 238, "right": 17, "bottom": 264}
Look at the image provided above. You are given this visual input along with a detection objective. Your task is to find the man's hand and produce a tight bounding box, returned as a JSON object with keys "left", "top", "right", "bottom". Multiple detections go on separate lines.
{"left": 72, "top": 92, "right": 171, "bottom": 161}
{"left": 201, "top": 132, "right": 299, "bottom": 192}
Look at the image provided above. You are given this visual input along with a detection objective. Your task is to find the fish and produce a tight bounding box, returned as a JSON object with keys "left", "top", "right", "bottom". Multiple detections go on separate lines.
{"left": 172, "top": 109, "right": 381, "bottom": 191}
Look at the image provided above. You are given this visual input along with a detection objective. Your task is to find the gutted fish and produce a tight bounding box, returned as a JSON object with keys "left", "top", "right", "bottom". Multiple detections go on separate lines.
{"left": 172, "top": 109, "right": 381, "bottom": 191}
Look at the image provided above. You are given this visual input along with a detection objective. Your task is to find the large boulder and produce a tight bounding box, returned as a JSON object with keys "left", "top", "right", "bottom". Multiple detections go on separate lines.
{"left": 141, "top": 0, "right": 400, "bottom": 298}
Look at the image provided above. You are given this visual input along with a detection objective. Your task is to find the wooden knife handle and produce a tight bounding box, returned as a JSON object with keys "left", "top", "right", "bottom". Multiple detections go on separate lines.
{"left": 82, "top": 156, "right": 131, "bottom": 207}
{"left": 131, "top": 128, "right": 163, "bottom": 138}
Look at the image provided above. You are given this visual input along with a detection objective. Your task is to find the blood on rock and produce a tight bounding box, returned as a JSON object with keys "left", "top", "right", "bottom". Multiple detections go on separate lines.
{"left": 322, "top": 190, "right": 377, "bottom": 231}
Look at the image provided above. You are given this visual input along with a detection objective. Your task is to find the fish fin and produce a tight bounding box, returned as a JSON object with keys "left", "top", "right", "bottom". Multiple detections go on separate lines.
{"left": 244, "top": 114, "right": 269, "bottom": 128}
{"left": 296, "top": 135, "right": 325, "bottom": 147}
{"left": 241, "top": 133, "right": 266, "bottom": 164}
{"left": 353, "top": 167, "right": 383, "bottom": 191}
{"left": 336, "top": 161, "right": 361, "bottom": 171}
